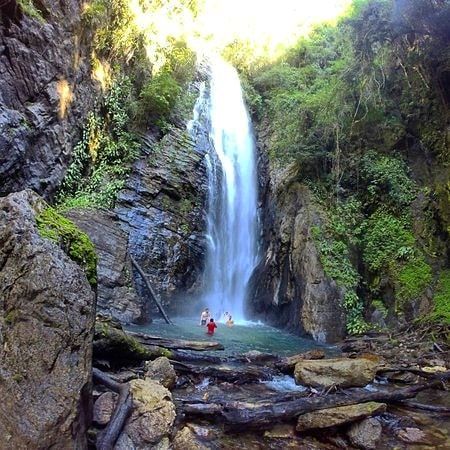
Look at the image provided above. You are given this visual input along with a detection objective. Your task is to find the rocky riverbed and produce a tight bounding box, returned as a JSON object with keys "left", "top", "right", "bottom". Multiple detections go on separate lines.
{"left": 90, "top": 318, "right": 450, "bottom": 450}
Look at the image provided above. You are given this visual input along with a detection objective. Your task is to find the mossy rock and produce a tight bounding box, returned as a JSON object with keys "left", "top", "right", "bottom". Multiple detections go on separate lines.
{"left": 93, "top": 318, "right": 171, "bottom": 367}
{"left": 420, "top": 270, "right": 450, "bottom": 326}
{"left": 36, "top": 207, "right": 97, "bottom": 286}
{"left": 394, "top": 256, "right": 432, "bottom": 308}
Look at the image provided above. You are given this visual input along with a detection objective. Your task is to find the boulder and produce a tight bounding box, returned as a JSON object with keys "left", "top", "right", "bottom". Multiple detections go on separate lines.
{"left": 0, "top": 190, "right": 95, "bottom": 448}
{"left": 172, "top": 427, "right": 209, "bottom": 450}
{"left": 115, "top": 432, "right": 136, "bottom": 450}
{"left": 294, "top": 357, "right": 379, "bottom": 388}
{"left": 124, "top": 379, "right": 176, "bottom": 448}
{"left": 144, "top": 356, "right": 177, "bottom": 389}
{"left": 93, "top": 318, "right": 164, "bottom": 368}
{"left": 278, "top": 349, "right": 325, "bottom": 373}
{"left": 66, "top": 209, "right": 143, "bottom": 323}
{"left": 296, "top": 402, "right": 386, "bottom": 432}
{"left": 93, "top": 391, "right": 117, "bottom": 426}
{"left": 348, "top": 417, "right": 382, "bottom": 449}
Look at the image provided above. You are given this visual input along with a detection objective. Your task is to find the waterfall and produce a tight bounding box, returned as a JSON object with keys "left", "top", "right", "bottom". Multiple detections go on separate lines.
{"left": 201, "top": 57, "right": 259, "bottom": 323}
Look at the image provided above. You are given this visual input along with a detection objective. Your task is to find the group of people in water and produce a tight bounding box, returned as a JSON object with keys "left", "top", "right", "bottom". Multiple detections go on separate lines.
{"left": 199, "top": 308, "right": 234, "bottom": 335}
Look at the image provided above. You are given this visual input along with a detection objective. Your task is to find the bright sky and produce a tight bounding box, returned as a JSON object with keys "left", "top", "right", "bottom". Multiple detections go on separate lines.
{"left": 129, "top": 0, "right": 353, "bottom": 68}
{"left": 195, "top": 0, "right": 353, "bottom": 56}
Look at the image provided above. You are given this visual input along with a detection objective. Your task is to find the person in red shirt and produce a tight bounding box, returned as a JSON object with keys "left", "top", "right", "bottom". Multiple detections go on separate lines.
{"left": 206, "top": 318, "right": 217, "bottom": 335}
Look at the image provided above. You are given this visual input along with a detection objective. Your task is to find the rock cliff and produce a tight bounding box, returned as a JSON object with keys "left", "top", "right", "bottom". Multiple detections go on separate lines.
{"left": 0, "top": 190, "right": 95, "bottom": 448}
{"left": 66, "top": 209, "right": 143, "bottom": 324}
{"left": 116, "top": 127, "right": 208, "bottom": 314}
{"left": 0, "top": 0, "right": 96, "bottom": 199}
{"left": 249, "top": 141, "right": 346, "bottom": 343}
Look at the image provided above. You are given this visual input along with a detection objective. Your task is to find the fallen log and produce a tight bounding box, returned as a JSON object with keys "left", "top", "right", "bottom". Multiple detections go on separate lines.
{"left": 93, "top": 368, "right": 133, "bottom": 450}
{"left": 170, "top": 349, "right": 224, "bottom": 364}
{"left": 130, "top": 256, "right": 173, "bottom": 325}
{"left": 127, "top": 331, "right": 224, "bottom": 351}
{"left": 171, "top": 360, "right": 275, "bottom": 383}
{"left": 396, "top": 400, "right": 450, "bottom": 413}
{"left": 377, "top": 366, "right": 447, "bottom": 379}
{"left": 179, "top": 371, "right": 450, "bottom": 429}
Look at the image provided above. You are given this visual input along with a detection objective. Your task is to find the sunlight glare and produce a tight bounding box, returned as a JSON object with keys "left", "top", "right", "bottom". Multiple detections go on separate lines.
{"left": 127, "top": 0, "right": 353, "bottom": 69}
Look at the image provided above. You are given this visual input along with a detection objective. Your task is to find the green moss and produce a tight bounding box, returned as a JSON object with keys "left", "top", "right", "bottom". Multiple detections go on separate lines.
{"left": 423, "top": 270, "right": 450, "bottom": 325}
{"left": 12, "top": 374, "right": 24, "bottom": 383}
{"left": 36, "top": 207, "right": 97, "bottom": 286}
{"left": 395, "top": 256, "right": 432, "bottom": 305}
{"left": 363, "top": 211, "right": 415, "bottom": 271}
{"left": 371, "top": 299, "right": 388, "bottom": 319}
{"left": 17, "top": 0, "right": 44, "bottom": 21}
{"left": 4, "top": 310, "right": 19, "bottom": 325}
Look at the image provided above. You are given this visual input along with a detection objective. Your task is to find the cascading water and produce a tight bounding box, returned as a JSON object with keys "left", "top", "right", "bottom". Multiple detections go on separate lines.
{"left": 201, "top": 57, "right": 259, "bottom": 323}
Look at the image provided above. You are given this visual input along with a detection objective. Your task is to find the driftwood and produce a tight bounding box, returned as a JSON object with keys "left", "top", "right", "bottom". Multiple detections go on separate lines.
{"left": 377, "top": 366, "right": 447, "bottom": 379}
{"left": 179, "top": 371, "right": 450, "bottom": 429}
{"left": 127, "top": 331, "right": 224, "bottom": 351}
{"left": 171, "top": 360, "right": 275, "bottom": 383}
{"left": 396, "top": 400, "right": 450, "bottom": 413}
{"left": 93, "top": 368, "right": 133, "bottom": 450}
{"left": 170, "top": 349, "right": 224, "bottom": 364}
{"left": 130, "top": 256, "right": 173, "bottom": 325}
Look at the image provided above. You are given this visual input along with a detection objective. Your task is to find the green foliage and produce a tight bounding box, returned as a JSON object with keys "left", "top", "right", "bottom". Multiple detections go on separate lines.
{"left": 137, "top": 71, "right": 181, "bottom": 125}
{"left": 361, "top": 150, "right": 416, "bottom": 208}
{"left": 395, "top": 256, "right": 432, "bottom": 305}
{"left": 363, "top": 211, "right": 415, "bottom": 271}
{"left": 90, "top": 0, "right": 140, "bottom": 60}
{"left": 371, "top": 299, "right": 388, "bottom": 319}
{"left": 344, "top": 291, "right": 370, "bottom": 335}
{"left": 312, "top": 226, "right": 360, "bottom": 289}
{"left": 17, "top": 0, "right": 44, "bottom": 21}
{"left": 423, "top": 270, "right": 450, "bottom": 325}
{"left": 57, "top": 77, "right": 139, "bottom": 209}
{"left": 311, "top": 197, "right": 369, "bottom": 334}
{"left": 36, "top": 207, "right": 97, "bottom": 286}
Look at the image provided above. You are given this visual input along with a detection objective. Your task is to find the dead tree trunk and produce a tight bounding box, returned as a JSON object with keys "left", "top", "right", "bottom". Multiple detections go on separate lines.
{"left": 130, "top": 256, "right": 173, "bottom": 325}
{"left": 127, "top": 331, "right": 224, "bottom": 351}
{"left": 171, "top": 360, "right": 275, "bottom": 383}
{"left": 93, "top": 368, "right": 134, "bottom": 450}
{"left": 179, "top": 371, "right": 450, "bottom": 429}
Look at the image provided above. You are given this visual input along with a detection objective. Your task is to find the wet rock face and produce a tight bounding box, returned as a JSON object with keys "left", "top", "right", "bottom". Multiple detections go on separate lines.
{"left": 66, "top": 209, "right": 143, "bottom": 323}
{"left": 116, "top": 128, "right": 208, "bottom": 314}
{"left": 0, "top": 0, "right": 96, "bottom": 199}
{"left": 0, "top": 190, "right": 95, "bottom": 448}
{"left": 249, "top": 162, "right": 346, "bottom": 343}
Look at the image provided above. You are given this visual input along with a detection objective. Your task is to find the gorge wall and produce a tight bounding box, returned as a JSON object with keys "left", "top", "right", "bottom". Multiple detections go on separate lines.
{"left": 0, "top": 0, "right": 97, "bottom": 199}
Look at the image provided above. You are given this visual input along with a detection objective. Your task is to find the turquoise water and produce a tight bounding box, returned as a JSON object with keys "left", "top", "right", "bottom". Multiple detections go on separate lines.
{"left": 127, "top": 317, "right": 336, "bottom": 357}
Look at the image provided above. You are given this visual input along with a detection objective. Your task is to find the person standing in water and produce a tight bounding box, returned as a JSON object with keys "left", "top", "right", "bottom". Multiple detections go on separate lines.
{"left": 200, "top": 308, "right": 210, "bottom": 326}
{"left": 226, "top": 315, "right": 234, "bottom": 327}
{"left": 206, "top": 318, "right": 217, "bottom": 335}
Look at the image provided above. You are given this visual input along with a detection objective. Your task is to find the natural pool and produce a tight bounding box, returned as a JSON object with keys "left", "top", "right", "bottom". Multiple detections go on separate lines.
{"left": 127, "top": 317, "right": 337, "bottom": 357}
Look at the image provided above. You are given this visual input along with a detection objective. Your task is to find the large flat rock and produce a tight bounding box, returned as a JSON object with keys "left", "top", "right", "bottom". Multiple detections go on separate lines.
{"left": 294, "top": 357, "right": 379, "bottom": 388}
{"left": 296, "top": 402, "right": 386, "bottom": 432}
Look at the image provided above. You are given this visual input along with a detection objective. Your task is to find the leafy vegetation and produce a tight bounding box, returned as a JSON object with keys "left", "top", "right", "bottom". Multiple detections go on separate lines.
{"left": 36, "top": 208, "right": 97, "bottom": 286}
{"left": 57, "top": 77, "right": 139, "bottom": 209}
{"left": 17, "top": 0, "right": 44, "bottom": 21}
{"left": 422, "top": 270, "right": 450, "bottom": 326}
{"left": 243, "top": 0, "right": 449, "bottom": 332}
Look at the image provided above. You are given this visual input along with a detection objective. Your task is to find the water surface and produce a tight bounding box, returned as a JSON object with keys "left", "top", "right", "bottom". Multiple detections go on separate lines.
{"left": 127, "top": 317, "right": 336, "bottom": 357}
